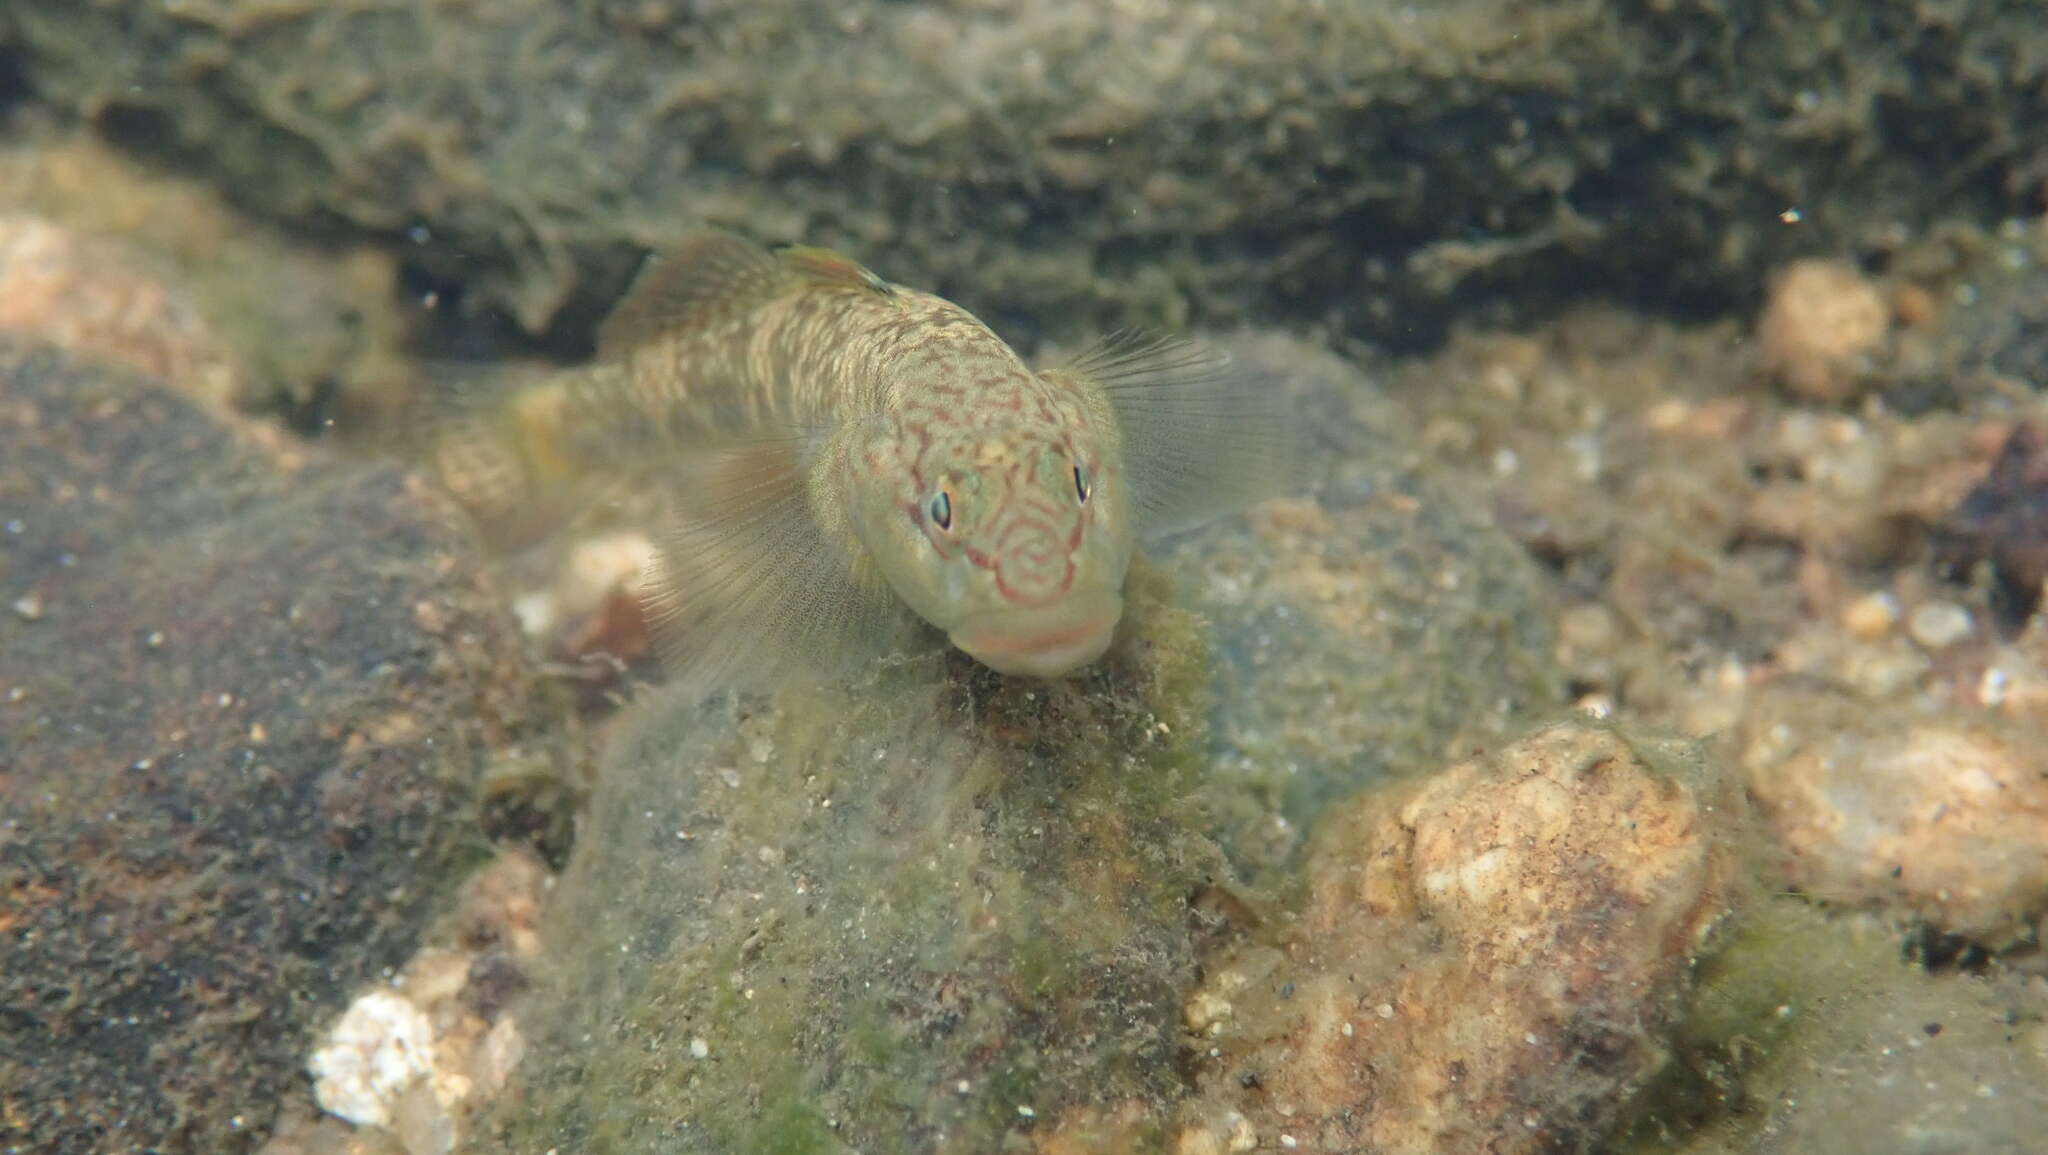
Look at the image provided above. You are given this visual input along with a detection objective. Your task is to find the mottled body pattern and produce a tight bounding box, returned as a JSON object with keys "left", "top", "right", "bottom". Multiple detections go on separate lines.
{"left": 435, "top": 232, "right": 1283, "bottom": 688}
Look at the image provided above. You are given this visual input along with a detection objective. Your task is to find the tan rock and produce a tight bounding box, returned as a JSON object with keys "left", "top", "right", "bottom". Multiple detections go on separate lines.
{"left": 1189, "top": 723, "right": 1745, "bottom": 1154}
{"left": 1742, "top": 701, "right": 2048, "bottom": 947}
{"left": 1756, "top": 258, "right": 1892, "bottom": 402}
{"left": 0, "top": 215, "right": 241, "bottom": 407}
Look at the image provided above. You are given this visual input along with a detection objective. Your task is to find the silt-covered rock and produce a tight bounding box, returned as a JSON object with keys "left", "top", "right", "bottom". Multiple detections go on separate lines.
{"left": 4, "top": 1, "right": 2042, "bottom": 350}
{"left": 0, "top": 342, "right": 562, "bottom": 1154}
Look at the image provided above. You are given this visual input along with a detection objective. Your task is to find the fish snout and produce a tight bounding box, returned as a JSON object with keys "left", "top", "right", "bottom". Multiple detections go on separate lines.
{"left": 948, "top": 589, "right": 1121, "bottom": 678}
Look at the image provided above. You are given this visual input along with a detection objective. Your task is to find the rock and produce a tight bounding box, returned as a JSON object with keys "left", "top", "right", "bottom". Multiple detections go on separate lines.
{"left": 483, "top": 588, "right": 1221, "bottom": 1153}
{"left": 0, "top": 123, "right": 416, "bottom": 424}
{"left": 1163, "top": 333, "right": 1560, "bottom": 877}
{"left": 1651, "top": 900, "right": 2048, "bottom": 1154}
{"left": 1179, "top": 722, "right": 1746, "bottom": 1155}
{"left": 1756, "top": 258, "right": 1893, "bottom": 402}
{"left": 4, "top": 2, "right": 2041, "bottom": 348}
{"left": 1939, "top": 422, "right": 2048, "bottom": 627}
{"left": 0, "top": 342, "right": 564, "bottom": 1153}
{"left": 477, "top": 333, "right": 1562, "bottom": 1150}
{"left": 0, "top": 213, "right": 242, "bottom": 407}
{"left": 1741, "top": 695, "right": 2048, "bottom": 948}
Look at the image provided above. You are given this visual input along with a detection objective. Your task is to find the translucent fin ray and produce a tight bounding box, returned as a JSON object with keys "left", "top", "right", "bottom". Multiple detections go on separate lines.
{"left": 1050, "top": 331, "right": 1297, "bottom": 536}
{"left": 772, "top": 244, "right": 896, "bottom": 295}
{"left": 597, "top": 231, "right": 792, "bottom": 357}
{"left": 638, "top": 434, "right": 920, "bottom": 697}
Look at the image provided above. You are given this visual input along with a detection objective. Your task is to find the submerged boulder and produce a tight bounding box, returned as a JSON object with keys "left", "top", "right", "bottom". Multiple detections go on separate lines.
{"left": 5, "top": 2, "right": 2041, "bottom": 349}
{"left": 0, "top": 342, "right": 562, "bottom": 1153}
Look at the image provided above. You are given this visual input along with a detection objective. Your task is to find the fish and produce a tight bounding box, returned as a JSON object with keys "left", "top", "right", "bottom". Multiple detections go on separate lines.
{"left": 430, "top": 231, "right": 1290, "bottom": 689}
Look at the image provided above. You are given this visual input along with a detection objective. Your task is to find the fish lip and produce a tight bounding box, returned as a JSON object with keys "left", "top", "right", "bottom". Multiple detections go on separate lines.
{"left": 949, "top": 591, "right": 1122, "bottom": 678}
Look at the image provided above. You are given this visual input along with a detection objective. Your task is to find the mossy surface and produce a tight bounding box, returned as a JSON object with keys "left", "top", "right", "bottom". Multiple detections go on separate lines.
{"left": 1626, "top": 899, "right": 2048, "bottom": 1153}
{"left": 3, "top": 2, "right": 2042, "bottom": 353}
{"left": 491, "top": 584, "right": 1217, "bottom": 1152}
{"left": 0, "top": 342, "right": 563, "bottom": 1154}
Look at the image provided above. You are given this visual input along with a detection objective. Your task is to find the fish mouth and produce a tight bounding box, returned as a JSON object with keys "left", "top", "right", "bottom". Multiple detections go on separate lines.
{"left": 949, "top": 590, "right": 1122, "bottom": 678}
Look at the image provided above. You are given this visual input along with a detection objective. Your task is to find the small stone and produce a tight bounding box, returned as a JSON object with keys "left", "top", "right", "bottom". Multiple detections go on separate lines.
{"left": 1841, "top": 592, "right": 1899, "bottom": 639}
{"left": 307, "top": 990, "right": 436, "bottom": 1128}
{"left": 689, "top": 1036, "right": 709, "bottom": 1059}
{"left": 1757, "top": 258, "right": 1891, "bottom": 402}
{"left": 1184, "top": 990, "right": 1235, "bottom": 1031}
{"left": 1907, "top": 601, "right": 1974, "bottom": 649}
{"left": 471, "top": 1016, "right": 526, "bottom": 1097}
{"left": 1557, "top": 603, "right": 1618, "bottom": 652}
{"left": 11, "top": 594, "right": 44, "bottom": 621}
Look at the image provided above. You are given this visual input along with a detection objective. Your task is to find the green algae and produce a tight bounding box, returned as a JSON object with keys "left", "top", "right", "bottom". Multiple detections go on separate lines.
{"left": 1624, "top": 899, "right": 2048, "bottom": 1152}
{"left": 488, "top": 576, "right": 1220, "bottom": 1152}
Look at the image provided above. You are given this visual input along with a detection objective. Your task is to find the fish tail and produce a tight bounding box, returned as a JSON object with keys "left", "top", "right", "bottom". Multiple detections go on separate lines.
{"left": 404, "top": 363, "right": 609, "bottom": 546}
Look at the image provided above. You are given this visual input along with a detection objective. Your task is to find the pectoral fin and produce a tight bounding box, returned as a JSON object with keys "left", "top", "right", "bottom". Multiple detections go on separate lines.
{"left": 639, "top": 433, "right": 919, "bottom": 696}
{"left": 1048, "top": 331, "right": 1296, "bottom": 536}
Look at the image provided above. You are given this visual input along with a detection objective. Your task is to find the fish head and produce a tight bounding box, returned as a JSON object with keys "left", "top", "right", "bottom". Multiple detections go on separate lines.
{"left": 847, "top": 408, "right": 1134, "bottom": 677}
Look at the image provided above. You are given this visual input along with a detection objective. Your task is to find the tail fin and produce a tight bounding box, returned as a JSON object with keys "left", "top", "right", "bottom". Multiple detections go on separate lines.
{"left": 396, "top": 361, "right": 617, "bottom": 548}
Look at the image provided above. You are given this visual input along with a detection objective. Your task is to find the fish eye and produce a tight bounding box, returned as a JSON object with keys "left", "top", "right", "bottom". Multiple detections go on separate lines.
{"left": 928, "top": 490, "right": 953, "bottom": 530}
{"left": 1072, "top": 463, "right": 1091, "bottom": 504}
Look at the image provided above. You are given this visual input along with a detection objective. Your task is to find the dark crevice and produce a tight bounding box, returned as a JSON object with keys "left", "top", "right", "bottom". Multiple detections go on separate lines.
{"left": 0, "top": 48, "right": 26, "bottom": 113}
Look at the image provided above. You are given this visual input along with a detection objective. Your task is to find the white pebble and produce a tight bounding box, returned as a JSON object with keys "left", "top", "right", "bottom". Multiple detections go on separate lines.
{"left": 307, "top": 990, "right": 435, "bottom": 1127}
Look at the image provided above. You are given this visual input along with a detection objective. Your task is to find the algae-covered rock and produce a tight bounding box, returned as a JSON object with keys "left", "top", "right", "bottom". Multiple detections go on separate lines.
{"left": 485, "top": 333, "right": 1560, "bottom": 1150}
{"left": 1180, "top": 722, "right": 1748, "bottom": 1155}
{"left": 489, "top": 594, "right": 1218, "bottom": 1153}
{"left": 4, "top": 1, "right": 2042, "bottom": 349}
{"left": 1642, "top": 900, "right": 2048, "bottom": 1154}
{"left": 1167, "top": 333, "right": 1559, "bottom": 875}
{"left": 0, "top": 342, "right": 562, "bottom": 1153}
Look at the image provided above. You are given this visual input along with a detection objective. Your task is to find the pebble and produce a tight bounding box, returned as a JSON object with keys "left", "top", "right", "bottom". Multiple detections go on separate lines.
{"left": 1557, "top": 603, "right": 1619, "bottom": 651}
{"left": 1907, "top": 601, "right": 1973, "bottom": 649}
{"left": 307, "top": 990, "right": 436, "bottom": 1128}
{"left": 1841, "top": 591, "right": 1899, "bottom": 639}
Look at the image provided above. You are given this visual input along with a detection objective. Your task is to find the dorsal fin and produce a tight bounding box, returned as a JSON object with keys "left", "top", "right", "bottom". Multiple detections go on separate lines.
{"left": 772, "top": 243, "right": 896, "bottom": 296}
{"left": 596, "top": 231, "right": 792, "bottom": 357}
{"left": 598, "top": 233, "right": 896, "bottom": 358}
